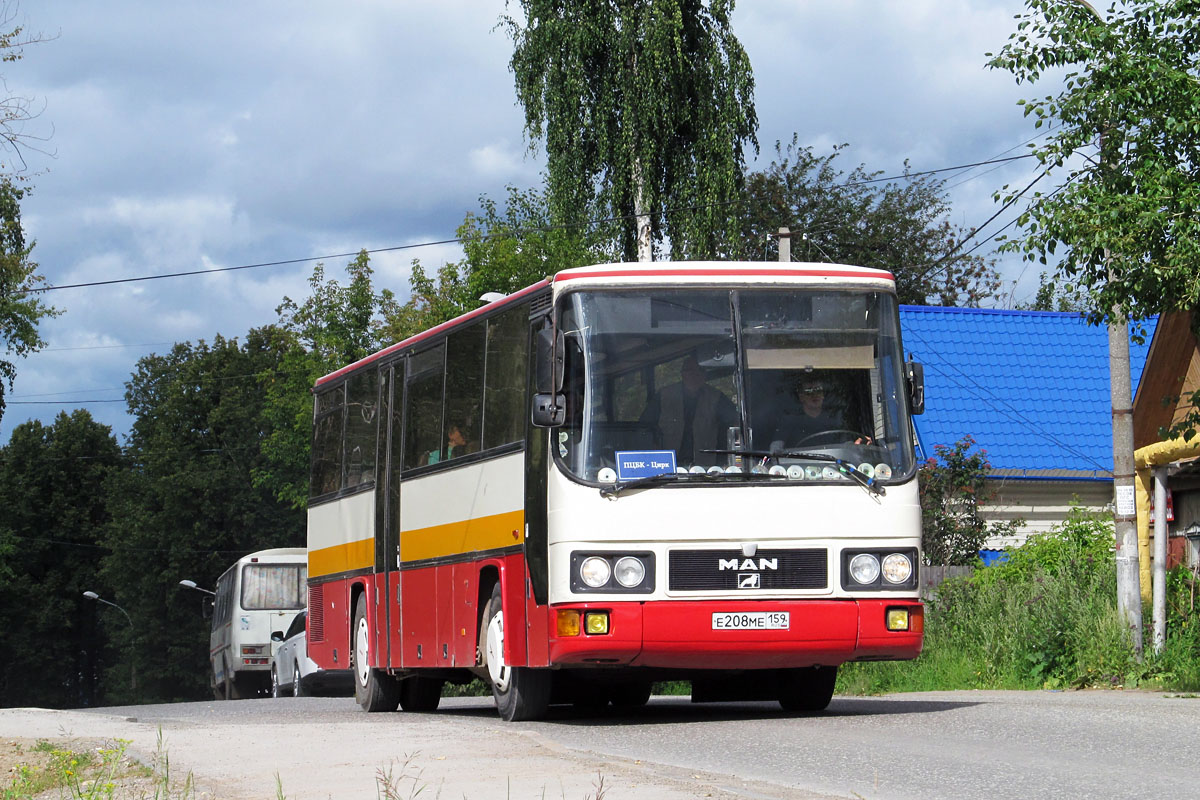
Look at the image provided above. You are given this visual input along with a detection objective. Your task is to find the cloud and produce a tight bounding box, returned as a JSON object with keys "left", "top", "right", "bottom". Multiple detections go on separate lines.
{"left": 1, "top": 0, "right": 1058, "bottom": 444}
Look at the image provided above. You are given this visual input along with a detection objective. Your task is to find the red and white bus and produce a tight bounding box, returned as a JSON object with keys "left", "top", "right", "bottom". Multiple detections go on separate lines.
{"left": 305, "top": 261, "right": 925, "bottom": 720}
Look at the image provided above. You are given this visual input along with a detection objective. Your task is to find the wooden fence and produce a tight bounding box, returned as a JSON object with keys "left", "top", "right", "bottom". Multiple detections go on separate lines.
{"left": 920, "top": 565, "right": 974, "bottom": 599}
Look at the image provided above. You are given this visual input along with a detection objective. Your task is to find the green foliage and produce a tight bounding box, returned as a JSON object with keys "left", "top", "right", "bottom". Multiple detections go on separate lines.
{"left": 257, "top": 252, "right": 398, "bottom": 509}
{"left": 0, "top": 411, "right": 120, "bottom": 708}
{"left": 3, "top": 737, "right": 196, "bottom": 800}
{"left": 0, "top": 178, "right": 58, "bottom": 422}
{"left": 919, "top": 436, "right": 1022, "bottom": 566}
{"left": 504, "top": 0, "right": 758, "bottom": 260}
{"left": 739, "top": 137, "right": 1003, "bottom": 306}
{"left": 841, "top": 507, "right": 1200, "bottom": 694}
{"left": 988, "top": 0, "right": 1200, "bottom": 325}
{"left": 101, "top": 333, "right": 303, "bottom": 703}
{"left": 385, "top": 184, "right": 612, "bottom": 341}
{"left": 1016, "top": 271, "right": 1091, "bottom": 312}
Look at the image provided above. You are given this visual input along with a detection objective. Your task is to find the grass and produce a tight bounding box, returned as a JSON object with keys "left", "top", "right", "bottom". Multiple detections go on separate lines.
{"left": 1, "top": 735, "right": 187, "bottom": 800}
{"left": 839, "top": 508, "right": 1200, "bottom": 696}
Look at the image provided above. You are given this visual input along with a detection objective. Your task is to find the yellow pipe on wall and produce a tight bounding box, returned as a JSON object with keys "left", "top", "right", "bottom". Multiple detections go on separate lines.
{"left": 1133, "top": 438, "right": 1200, "bottom": 603}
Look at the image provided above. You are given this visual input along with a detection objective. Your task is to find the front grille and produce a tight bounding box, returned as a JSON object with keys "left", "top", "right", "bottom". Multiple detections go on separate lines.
{"left": 668, "top": 549, "right": 828, "bottom": 591}
{"left": 308, "top": 584, "right": 324, "bottom": 642}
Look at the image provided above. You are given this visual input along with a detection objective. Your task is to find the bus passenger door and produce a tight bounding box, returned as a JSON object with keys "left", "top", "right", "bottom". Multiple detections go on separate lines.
{"left": 376, "top": 364, "right": 402, "bottom": 669}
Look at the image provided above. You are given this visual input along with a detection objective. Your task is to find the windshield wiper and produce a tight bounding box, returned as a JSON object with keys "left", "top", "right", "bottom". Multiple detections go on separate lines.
{"left": 600, "top": 471, "right": 690, "bottom": 498}
{"left": 702, "top": 448, "right": 886, "bottom": 497}
{"left": 598, "top": 469, "right": 748, "bottom": 498}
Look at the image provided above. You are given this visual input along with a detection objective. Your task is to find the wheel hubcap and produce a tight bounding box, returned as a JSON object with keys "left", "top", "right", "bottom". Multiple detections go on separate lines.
{"left": 294, "top": 665, "right": 301, "bottom": 695}
{"left": 486, "top": 609, "right": 509, "bottom": 692}
{"left": 355, "top": 616, "right": 370, "bottom": 685}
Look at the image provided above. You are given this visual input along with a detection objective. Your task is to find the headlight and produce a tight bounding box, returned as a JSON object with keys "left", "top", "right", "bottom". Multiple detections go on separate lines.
{"left": 882, "top": 553, "right": 913, "bottom": 584}
{"left": 849, "top": 553, "right": 881, "bottom": 584}
{"left": 570, "top": 551, "right": 656, "bottom": 593}
{"left": 613, "top": 557, "right": 645, "bottom": 588}
{"left": 579, "top": 556, "right": 611, "bottom": 588}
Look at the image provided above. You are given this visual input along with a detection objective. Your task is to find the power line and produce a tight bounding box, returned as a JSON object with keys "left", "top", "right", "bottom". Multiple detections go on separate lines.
{"left": 7, "top": 398, "right": 125, "bottom": 405}
{"left": 41, "top": 341, "right": 174, "bottom": 353}
{"left": 19, "top": 150, "right": 1043, "bottom": 298}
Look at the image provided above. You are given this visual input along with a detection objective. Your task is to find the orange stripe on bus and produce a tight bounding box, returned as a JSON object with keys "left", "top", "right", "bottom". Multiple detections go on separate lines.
{"left": 309, "top": 538, "right": 374, "bottom": 578}
{"left": 400, "top": 509, "right": 525, "bottom": 563}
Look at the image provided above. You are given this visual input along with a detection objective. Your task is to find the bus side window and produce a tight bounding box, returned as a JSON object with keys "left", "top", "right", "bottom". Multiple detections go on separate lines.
{"left": 483, "top": 304, "right": 528, "bottom": 450}
{"left": 344, "top": 370, "right": 378, "bottom": 489}
{"left": 311, "top": 385, "right": 345, "bottom": 498}
{"left": 445, "top": 323, "right": 485, "bottom": 459}
{"left": 404, "top": 344, "right": 446, "bottom": 469}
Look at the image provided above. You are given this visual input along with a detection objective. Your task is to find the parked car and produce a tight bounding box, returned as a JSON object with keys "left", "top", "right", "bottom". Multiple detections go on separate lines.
{"left": 270, "top": 611, "right": 353, "bottom": 697}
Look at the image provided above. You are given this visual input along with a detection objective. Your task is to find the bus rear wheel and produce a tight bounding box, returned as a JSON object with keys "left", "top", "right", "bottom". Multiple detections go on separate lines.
{"left": 777, "top": 666, "right": 837, "bottom": 712}
{"left": 482, "top": 583, "right": 550, "bottom": 722}
{"left": 353, "top": 594, "right": 400, "bottom": 712}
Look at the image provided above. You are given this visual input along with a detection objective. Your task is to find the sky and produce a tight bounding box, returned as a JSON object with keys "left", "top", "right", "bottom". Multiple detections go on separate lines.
{"left": 2, "top": 0, "right": 1058, "bottom": 443}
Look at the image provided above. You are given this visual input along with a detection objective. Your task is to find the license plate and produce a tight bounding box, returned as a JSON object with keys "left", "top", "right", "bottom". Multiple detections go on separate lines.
{"left": 711, "top": 611, "right": 790, "bottom": 630}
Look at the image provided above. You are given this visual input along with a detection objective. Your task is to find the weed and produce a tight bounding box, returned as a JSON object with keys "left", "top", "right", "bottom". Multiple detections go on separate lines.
{"left": 375, "top": 753, "right": 432, "bottom": 800}
{"left": 840, "top": 507, "right": 1200, "bottom": 695}
{"left": 1, "top": 730, "right": 200, "bottom": 800}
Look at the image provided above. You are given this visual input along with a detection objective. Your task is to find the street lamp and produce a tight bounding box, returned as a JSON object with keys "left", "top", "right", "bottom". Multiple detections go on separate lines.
{"left": 83, "top": 590, "right": 137, "bottom": 700}
{"left": 178, "top": 579, "right": 215, "bottom": 596}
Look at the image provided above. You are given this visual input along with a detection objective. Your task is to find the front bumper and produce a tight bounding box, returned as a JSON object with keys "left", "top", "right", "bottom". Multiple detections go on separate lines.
{"left": 548, "top": 598, "right": 923, "bottom": 669}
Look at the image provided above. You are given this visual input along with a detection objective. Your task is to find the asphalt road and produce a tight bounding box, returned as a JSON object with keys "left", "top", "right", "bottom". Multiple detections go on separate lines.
{"left": 4, "top": 690, "right": 1198, "bottom": 799}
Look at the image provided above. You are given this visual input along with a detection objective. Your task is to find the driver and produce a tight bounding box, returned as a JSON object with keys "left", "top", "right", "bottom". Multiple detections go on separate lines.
{"left": 771, "top": 373, "right": 846, "bottom": 448}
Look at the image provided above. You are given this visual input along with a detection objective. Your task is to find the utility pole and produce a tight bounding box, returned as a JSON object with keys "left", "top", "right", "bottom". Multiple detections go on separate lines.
{"left": 1073, "top": 0, "right": 1143, "bottom": 656}
{"left": 777, "top": 227, "right": 790, "bottom": 263}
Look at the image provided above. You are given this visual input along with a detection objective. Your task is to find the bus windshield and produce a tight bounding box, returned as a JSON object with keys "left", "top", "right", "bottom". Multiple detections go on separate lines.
{"left": 556, "top": 288, "right": 915, "bottom": 484}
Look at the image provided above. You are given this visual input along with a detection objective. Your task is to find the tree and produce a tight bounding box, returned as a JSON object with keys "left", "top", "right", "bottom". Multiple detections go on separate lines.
{"left": 738, "top": 137, "right": 1003, "bottom": 306}
{"left": 504, "top": 0, "right": 758, "bottom": 261}
{"left": 920, "top": 437, "right": 1023, "bottom": 567}
{"left": 384, "top": 184, "right": 614, "bottom": 342}
{"left": 0, "top": 411, "right": 120, "bottom": 708}
{"left": 987, "top": 0, "right": 1200, "bottom": 326}
{"left": 0, "top": 178, "right": 57, "bottom": 422}
{"left": 101, "top": 333, "right": 302, "bottom": 703}
{"left": 0, "top": 2, "right": 53, "bottom": 170}
{"left": 257, "top": 251, "right": 398, "bottom": 509}
{"left": 986, "top": 0, "right": 1198, "bottom": 657}
{"left": 1016, "top": 271, "right": 1090, "bottom": 312}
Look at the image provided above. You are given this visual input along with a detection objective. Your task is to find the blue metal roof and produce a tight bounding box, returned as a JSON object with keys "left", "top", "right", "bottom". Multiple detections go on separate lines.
{"left": 899, "top": 306, "right": 1155, "bottom": 479}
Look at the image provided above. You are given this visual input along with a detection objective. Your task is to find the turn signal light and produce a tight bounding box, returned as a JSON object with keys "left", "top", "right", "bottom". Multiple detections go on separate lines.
{"left": 584, "top": 612, "right": 609, "bottom": 635}
{"left": 556, "top": 609, "right": 581, "bottom": 637}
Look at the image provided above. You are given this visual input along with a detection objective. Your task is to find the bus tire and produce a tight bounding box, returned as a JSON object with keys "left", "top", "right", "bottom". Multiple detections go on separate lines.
{"left": 777, "top": 666, "right": 837, "bottom": 712}
{"left": 610, "top": 680, "right": 652, "bottom": 709}
{"left": 399, "top": 677, "right": 442, "bottom": 712}
{"left": 482, "top": 583, "right": 550, "bottom": 722}
{"left": 353, "top": 594, "right": 400, "bottom": 712}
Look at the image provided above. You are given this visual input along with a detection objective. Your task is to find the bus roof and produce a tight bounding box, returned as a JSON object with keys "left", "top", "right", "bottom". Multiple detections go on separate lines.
{"left": 315, "top": 261, "right": 895, "bottom": 388}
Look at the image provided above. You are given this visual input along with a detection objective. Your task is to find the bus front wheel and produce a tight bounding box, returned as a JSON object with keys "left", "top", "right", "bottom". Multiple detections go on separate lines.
{"left": 482, "top": 583, "right": 550, "bottom": 722}
{"left": 353, "top": 595, "right": 400, "bottom": 712}
{"left": 777, "top": 665, "right": 837, "bottom": 712}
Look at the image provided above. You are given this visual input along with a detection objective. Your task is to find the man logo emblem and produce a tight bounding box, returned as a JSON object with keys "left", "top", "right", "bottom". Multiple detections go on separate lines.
{"left": 737, "top": 573, "right": 760, "bottom": 589}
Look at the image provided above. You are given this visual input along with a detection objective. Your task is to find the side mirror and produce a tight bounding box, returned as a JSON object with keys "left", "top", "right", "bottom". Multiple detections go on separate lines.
{"left": 531, "top": 393, "right": 566, "bottom": 427}
{"left": 535, "top": 327, "right": 564, "bottom": 394}
{"left": 271, "top": 631, "right": 285, "bottom": 643}
{"left": 906, "top": 361, "right": 925, "bottom": 416}
{"left": 202, "top": 596, "right": 214, "bottom": 620}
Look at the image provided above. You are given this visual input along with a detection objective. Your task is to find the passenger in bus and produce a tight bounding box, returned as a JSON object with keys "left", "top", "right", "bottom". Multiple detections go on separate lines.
{"left": 771, "top": 373, "right": 867, "bottom": 448}
{"left": 425, "top": 423, "right": 469, "bottom": 465}
{"left": 640, "top": 354, "right": 738, "bottom": 467}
